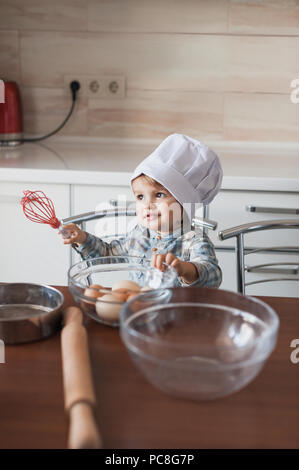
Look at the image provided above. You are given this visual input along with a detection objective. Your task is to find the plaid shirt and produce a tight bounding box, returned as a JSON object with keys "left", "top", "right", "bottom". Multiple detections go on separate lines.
{"left": 74, "top": 224, "right": 222, "bottom": 288}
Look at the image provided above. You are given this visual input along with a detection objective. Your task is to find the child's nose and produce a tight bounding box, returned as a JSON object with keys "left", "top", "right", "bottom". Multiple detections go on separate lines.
{"left": 143, "top": 198, "right": 156, "bottom": 209}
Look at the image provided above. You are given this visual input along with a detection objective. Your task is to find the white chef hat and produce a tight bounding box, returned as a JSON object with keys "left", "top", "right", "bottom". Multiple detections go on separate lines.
{"left": 131, "top": 134, "right": 223, "bottom": 207}
{"left": 130, "top": 134, "right": 223, "bottom": 233}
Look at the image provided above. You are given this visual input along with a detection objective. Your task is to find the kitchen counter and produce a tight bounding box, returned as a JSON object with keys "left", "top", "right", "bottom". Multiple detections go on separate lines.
{"left": 0, "top": 286, "right": 298, "bottom": 449}
{"left": 1, "top": 136, "right": 299, "bottom": 191}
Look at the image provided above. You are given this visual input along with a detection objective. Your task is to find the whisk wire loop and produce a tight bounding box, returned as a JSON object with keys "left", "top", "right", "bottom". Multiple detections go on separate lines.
{"left": 21, "top": 190, "right": 60, "bottom": 229}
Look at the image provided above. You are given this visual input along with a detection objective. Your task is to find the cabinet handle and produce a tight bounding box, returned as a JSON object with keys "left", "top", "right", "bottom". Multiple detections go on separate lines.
{"left": 246, "top": 263, "right": 299, "bottom": 275}
{"left": 109, "top": 199, "right": 135, "bottom": 207}
{"left": 246, "top": 205, "right": 299, "bottom": 215}
{"left": 109, "top": 199, "right": 118, "bottom": 207}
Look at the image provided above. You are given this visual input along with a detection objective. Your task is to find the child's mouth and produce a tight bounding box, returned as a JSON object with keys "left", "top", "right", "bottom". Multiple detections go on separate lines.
{"left": 146, "top": 213, "right": 160, "bottom": 221}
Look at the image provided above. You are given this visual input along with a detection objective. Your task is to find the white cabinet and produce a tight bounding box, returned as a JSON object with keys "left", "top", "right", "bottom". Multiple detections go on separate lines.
{"left": 210, "top": 190, "right": 299, "bottom": 297}
{"left": 209, "top": 190, "right": 299, "bottom": 247}
{"left": 0, "top": 182, "right": 70, "bottom": 285}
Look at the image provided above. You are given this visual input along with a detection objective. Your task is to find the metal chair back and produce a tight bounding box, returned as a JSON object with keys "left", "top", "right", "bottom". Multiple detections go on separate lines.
{"left": 218, "top": 219, "right": 299, "bottom": 294}
{"left": 62, "top": 200, "right": 217, "bottom": 236}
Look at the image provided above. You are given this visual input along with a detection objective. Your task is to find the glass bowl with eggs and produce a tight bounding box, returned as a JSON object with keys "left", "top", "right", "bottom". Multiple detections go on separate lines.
{"left": 68, "top": 256, "right": 178, "bottom": 326}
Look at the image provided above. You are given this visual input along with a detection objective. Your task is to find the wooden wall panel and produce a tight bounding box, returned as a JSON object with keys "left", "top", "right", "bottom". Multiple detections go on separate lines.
{"left": 0, "top": 0, "right": 297, "bottom": 142}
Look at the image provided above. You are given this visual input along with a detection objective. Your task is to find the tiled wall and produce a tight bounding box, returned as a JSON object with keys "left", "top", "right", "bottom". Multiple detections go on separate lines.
{"left": 1, "top": 0, "right": 298, "bottom": 141}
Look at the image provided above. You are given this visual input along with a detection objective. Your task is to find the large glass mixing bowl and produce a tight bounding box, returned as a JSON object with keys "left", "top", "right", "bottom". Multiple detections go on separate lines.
{"left": 120, "top": 287, "right": 279, "bottom": 400}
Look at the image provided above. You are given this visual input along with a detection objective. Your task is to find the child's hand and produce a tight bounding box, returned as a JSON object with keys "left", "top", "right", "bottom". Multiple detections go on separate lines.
{"left": 58, "top": 223, "right": 87, "bottom": 245}
{"left": 151, "top": 252, "right": 198, "bottom": 284}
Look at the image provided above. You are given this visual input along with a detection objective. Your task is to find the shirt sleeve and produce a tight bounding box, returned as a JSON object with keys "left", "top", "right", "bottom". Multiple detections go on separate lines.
{"left": 72, "top": 232, "right": 129, "bottom": 260}
{"left": 178, "top": 233, "right": 222, "bottom": 288}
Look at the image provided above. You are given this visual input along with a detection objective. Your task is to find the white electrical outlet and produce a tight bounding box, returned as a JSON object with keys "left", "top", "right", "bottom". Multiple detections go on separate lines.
{"left": 88, "top": 78, "right": 105, "bottom": 98}
{"left": 103, "top": 76, "right": 126, "bottom": 99}
{"left": 64, "top": 75, "right": 126, "bottom": 99}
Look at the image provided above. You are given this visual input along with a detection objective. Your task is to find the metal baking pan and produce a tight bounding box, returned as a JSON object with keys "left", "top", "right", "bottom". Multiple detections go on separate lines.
{"left": 0, "top": 283, "right": 64, "bottom": 344}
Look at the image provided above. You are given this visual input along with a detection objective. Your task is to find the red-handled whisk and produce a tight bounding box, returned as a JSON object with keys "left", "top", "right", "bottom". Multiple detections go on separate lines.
{"left": 21, "top": 190, "right": 70, "bottom": 238}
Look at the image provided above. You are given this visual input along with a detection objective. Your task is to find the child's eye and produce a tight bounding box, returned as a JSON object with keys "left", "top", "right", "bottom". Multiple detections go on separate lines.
{"left": 136, "top": 194, "right": 143, "bottom": 200}
{"left": 156, "top": 192, "right": 166, "bottom": 198}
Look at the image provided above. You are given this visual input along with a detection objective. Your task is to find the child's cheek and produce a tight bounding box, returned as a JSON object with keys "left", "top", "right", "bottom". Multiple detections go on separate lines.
{"left": 162, "top": 202, "right": 173, "bottom": 220}
{"left": 135, "top": 205, "right": 144, "bottom": 223}
{"left": 159, "top": 201, "right": 169, "bottom": 212}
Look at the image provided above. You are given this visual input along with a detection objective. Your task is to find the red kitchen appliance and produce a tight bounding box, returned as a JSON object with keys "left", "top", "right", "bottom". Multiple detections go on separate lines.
{"left": 0, "top": 79, "right": 79, "bottom": 147}
{"left": 0, "top": 80, "right": 23, "bottom": 146}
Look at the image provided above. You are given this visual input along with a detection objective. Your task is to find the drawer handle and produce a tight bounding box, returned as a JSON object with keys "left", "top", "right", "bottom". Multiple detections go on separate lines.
{"left": 246, "top": 263, "right": 299, "bottom": 275}
{"left": 246, "top": 205, "right": 299, "bottom": 215}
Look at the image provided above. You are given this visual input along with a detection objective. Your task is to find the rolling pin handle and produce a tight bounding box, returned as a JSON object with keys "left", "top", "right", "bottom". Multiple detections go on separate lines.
{"left": 61, "top": 306, "right": 102, "bottom": 448}
{"left": 68, "top": 402, "right": 102, "bottom": 449}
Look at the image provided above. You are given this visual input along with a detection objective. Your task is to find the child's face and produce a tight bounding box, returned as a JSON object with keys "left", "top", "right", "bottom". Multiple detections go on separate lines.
{"left": 132, "top": 177, "right": 182, "bottom": 233}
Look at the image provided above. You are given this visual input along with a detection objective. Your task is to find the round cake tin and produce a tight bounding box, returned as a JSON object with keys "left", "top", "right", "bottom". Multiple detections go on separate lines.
{"left": 0, "top": 283, "right": 64, "bottom": 344}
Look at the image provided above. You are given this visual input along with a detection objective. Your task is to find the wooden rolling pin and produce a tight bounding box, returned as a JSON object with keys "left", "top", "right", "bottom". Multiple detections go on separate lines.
{"left": 61, "top": 306, "right": 102, "bottom": 449}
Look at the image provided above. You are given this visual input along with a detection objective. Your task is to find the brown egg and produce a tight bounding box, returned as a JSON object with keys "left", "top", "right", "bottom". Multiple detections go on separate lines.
{"left": 127, "top": 292, "right": 140, "bottom": 302}
{"left": 95, "top": 294, "right": 124, "bottom": 321}
{"left": 111, "top": 288, "right": 129, "bottom": 302}
{"left": 84, "top": 284, "right": 105, "bottom": 299}
{"left": 112, "top": 280, "right": 141, "bottom": 292}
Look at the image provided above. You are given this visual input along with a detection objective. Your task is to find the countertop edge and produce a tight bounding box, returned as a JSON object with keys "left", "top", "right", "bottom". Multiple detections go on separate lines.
{"left": 1, "top": 168, "right": 299, "bottom": 192}
{"left": 0, "top": 168, "right": 132, "bottom": 186}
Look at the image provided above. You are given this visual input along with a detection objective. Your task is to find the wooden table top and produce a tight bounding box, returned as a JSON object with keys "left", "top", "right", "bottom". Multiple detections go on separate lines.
{"left": 0, "top": 286, "right": 298, "bottom": 449}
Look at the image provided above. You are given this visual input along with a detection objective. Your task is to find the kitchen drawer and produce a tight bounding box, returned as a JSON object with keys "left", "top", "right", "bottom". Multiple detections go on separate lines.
{"left": 216, "top": 249, "right": 299, "bottom": 297}
{"left": 210, "top": 190, "right": 299, "bottom": 248}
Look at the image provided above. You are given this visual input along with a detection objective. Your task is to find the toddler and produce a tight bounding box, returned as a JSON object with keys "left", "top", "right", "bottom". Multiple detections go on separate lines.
{"left": 62, "top": 134, "right": 223, "bottom": 287}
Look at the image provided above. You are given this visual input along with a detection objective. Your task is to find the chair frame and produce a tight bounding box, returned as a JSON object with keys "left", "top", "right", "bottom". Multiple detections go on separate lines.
{"left": 218, "top": 219, "right": 299, "bottom": 294}
{"left": 61, "top": 200, "right": 217, "bottom": 238}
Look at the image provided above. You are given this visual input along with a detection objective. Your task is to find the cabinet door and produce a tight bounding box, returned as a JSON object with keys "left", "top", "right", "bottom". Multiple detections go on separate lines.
{"left": 214, "top": 250, "right": 237, "bottom": 293}
{"left": 0, "top": 182, "right": 70, "bottom": 285}
{"left": 210, "top": 190, "right": 299, "bottom": 248}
